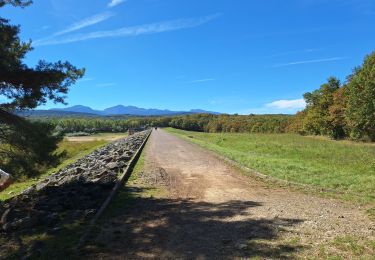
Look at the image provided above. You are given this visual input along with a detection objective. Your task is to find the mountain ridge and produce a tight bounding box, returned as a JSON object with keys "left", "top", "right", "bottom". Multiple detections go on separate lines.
{"left": 49, "top": 105, "right": 220, "bottom": 116}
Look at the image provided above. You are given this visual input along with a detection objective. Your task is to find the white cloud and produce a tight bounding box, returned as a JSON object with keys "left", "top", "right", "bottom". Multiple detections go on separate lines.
{"left": 191, "top": 78, "right": 215, "bottom": 83}
{"left": 266, "top": 98, "right": 306, "bottom": 109}
{"left": 108, "top": 0, "right": 127, "bottom": 8}
{"left": 34, "top": 13, "right": 221, "bottom": 46}
{"left": 53, "top": 12, "right": 115, "bottom": 36}
{"left": 274, "top": 57, "right": 348, "bottom": 67}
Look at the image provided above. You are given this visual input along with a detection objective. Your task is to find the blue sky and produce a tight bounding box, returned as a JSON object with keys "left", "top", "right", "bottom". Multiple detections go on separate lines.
{"left": 1, "top": 0, "right": 375, "bottom": 114}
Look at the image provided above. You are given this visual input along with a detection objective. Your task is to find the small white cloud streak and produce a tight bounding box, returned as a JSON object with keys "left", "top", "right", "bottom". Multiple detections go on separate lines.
{"left": 34, "top": 13, "right": 221, "bottom": 46}
{"left": 191, "top": 78, "right": 215, "bottom": 83}
{"left": 96, "top": 83, "right": 116, "bottom": 87}
{"left": 274, "top": 57, "right": 348, "bottom": 67}
{"left": 270, "top": 47, "right": 324, "bottom": 57}
{"left": 77, "top": 77, "right": 94, "bottom": 82}
{"left": 266, "top": 98, "right": 306, "bottom": 109}
{"left": 53, "top": 12, "right": 115, "bottom": 36}
{"left": 108, "top": 0, "right": 126, "bottom": 8}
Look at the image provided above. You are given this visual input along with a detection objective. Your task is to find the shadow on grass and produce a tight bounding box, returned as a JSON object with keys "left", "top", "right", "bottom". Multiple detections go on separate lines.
{"left": 83, "top": 186, "right": 304, "bottom": 259}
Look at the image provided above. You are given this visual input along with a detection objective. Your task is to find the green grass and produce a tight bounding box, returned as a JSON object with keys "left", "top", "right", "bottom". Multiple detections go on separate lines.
{"left": 165, "top": 128, "right": 375, "bottom": 205}
{"left": 0, "top": 138, "right": 108, "bottom": 201}
{"left": 312, "top": 235, "right": 375, "bottom": 259}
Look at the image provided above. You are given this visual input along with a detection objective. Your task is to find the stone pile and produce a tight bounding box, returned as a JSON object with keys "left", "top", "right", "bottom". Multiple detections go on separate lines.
{"left": 0, "top": 130, "right": 150, "bottom": 233}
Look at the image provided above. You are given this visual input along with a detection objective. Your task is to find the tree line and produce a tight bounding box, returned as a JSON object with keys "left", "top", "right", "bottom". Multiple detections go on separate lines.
{"left": 290, "top": 51, "right": 375, "bottom": 141}
{"left": 40, "top": 117, "right": 172, "bottom": 134}
{"left": 169, "top": 114, "right": 292, "bottom": 133}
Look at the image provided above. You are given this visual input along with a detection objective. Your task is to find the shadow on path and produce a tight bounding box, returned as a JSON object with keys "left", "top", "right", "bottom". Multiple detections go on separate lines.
{"left": 85, "top": 186, "right": 304, "bottom": 259}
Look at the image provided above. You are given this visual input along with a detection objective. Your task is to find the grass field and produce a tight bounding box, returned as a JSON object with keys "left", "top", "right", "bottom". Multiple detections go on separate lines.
{"left": 165, "top": 128, "right": 375, "bottom": 207}
{"left": 0, "top": 133, "right": 127, "bottom": 201}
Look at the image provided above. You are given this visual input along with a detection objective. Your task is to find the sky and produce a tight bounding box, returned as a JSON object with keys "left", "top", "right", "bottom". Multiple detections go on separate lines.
{"left": 1, "top": 0, "right": 375, "bottom": 114}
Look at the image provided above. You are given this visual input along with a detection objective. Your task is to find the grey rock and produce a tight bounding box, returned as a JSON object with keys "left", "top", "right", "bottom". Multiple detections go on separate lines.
{"left": 107, "top": 162, "right": 121, "bottom": 170}
{"left": 1, "top": 130, "right": 150, "bottom": 232}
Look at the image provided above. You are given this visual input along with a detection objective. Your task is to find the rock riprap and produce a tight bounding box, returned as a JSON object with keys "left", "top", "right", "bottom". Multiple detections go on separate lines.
{"left": 0, "top": 130, "right": 150, "bottom": 233}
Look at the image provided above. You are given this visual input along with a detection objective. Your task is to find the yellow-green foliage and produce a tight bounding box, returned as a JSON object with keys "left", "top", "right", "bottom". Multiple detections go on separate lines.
{"left": 169, "top": 114, "right": 292, "bottom": 133}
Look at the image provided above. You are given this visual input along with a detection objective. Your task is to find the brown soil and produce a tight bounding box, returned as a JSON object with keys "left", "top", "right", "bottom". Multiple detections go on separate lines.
{"left": 87, "top": 129, "right": 375, "bottom": 259}
{"left": 66, "top": 134, "right": 127, "bottom": 142}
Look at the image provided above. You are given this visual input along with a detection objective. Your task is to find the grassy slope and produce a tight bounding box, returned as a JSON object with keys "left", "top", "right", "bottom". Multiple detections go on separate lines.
{"left": 0, "top": 136, "right": 114, "bottom": 201}
{"left": 165, "top": 128, "right": 375, "bottom": 205}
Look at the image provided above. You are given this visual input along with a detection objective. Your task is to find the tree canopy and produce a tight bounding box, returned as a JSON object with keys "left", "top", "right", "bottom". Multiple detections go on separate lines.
{"left": 0, "top": 1, "right": 84, "bottom": 177}
{"left": 345, "top": 51, "right": 375, "bottom": 141}
{"left": 290, "top": 51, "right": 375, "bottom": 141}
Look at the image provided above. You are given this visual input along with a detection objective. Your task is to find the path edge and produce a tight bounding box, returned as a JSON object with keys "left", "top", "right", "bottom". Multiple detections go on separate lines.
{"left": 75, "top": 129, "right": 152, "bottom": 251}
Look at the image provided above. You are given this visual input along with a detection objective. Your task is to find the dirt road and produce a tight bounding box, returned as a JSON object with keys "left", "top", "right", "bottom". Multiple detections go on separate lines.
{"left": 89, "top": 129, "right": 375, "bottom": 259}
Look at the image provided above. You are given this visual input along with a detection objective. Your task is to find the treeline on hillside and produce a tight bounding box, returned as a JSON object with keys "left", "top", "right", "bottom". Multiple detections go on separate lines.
{"left": 169, "top": 114, "right": 293, "bottom": 133}
{"left": 289, "top": 51, "right": 375, "bottom": 141}
{"left": 38, "top": 117, "right": 172, "bottom": 134}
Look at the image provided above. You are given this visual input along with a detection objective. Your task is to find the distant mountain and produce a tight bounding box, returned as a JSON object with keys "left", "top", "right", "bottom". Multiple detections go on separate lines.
{"left": 47, "top": 105, "right": 220, "bottom": 116}
{"left": 51, "top": 105, "right": 103, "bottom": 115}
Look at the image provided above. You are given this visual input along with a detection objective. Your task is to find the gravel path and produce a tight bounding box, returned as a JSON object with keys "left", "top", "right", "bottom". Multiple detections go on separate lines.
{"left": 90, "top": 129, "right": 375, "bottom": 259}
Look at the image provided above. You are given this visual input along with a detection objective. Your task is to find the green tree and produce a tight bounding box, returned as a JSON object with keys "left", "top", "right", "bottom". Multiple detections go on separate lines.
{"left": 0, "top": 0, "right": 84, "bottom": 176}
{"left": 302, "top": 77, "right": 341, "bottom": 136}
{"left": 346, "top": 51, "right": 375, "bottom": 141}
{"left": 328, "top": 86, "right": 347, "bottom": 139}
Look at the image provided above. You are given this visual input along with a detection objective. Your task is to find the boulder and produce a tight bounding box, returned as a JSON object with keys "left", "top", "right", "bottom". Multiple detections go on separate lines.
{"left": 107, "top": 162, "right": 121, "bottom": 170}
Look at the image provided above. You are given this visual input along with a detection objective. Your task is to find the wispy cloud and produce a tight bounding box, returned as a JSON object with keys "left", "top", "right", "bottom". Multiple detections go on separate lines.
{"left": 270, "top": 47, "right": 324, "bottom": 57}
{"left": 77, "top": 77, "right": 94, "bottom": 82}
{"left": 266, "top": 98, "right": 306, "bottom": 109}
{"left": 108, "top": 0, "right": 127, "bottom": 8}
{"left": 274, "top": 57, "right": 348, "bottom": 67}
{"left": 191, "top": 78, "right": 215, "bottom": 83}
{"left": 96, "top": 83, "right": 116, "bottom": 87}
{"left": 53, "top": 12, "right": 115, "bottom": 36}
{"left": 34, "top": 13, "right": 221, "bottom": 46}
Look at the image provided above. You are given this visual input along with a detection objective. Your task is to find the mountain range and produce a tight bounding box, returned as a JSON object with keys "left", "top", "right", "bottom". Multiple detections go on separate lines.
{"left": 47, "top": 105, "right": 219, "bottom": 116}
